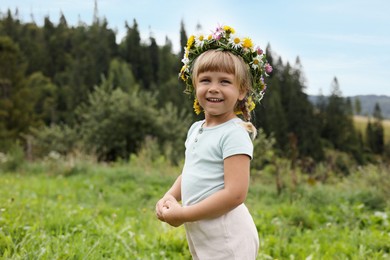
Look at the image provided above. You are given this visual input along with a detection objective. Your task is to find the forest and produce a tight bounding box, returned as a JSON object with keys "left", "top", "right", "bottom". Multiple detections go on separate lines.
{"left": 0, "top": 8, "right": 389, "bottom": 170}
{"left": 1, "top": 7, "right": 390, "bottom": 259}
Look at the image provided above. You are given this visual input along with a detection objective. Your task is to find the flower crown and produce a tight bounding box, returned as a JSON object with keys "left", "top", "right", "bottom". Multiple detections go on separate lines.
{"left": 179, "top": 25, "right": 273, "bottom": 105}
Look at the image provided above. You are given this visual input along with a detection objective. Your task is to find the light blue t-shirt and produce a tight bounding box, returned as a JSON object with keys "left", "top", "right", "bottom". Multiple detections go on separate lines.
{"left": 181, "top": 117, "right": 253, "bottom": 206}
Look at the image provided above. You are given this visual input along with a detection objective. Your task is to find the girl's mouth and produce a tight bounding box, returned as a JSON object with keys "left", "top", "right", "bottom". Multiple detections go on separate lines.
{"left": 206, "top": 98, "right": 223, "bottom": 102}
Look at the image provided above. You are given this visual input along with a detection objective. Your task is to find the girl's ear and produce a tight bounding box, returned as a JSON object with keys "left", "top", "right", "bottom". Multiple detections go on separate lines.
{"left": 238, "top": 89, "right": 248, "bottom": 101}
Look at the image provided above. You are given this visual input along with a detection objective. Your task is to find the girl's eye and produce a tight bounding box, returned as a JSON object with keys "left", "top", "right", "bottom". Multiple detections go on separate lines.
{"left": 199, "top": 79, "right": 210, "bottom": 83}
{"left": 221, "top": 80, "right": 231, "bottom": 85}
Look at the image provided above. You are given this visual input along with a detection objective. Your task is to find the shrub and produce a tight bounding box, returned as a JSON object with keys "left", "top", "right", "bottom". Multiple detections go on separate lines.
{"left": 0, "top": 142, "right": 24, "bottom": 173}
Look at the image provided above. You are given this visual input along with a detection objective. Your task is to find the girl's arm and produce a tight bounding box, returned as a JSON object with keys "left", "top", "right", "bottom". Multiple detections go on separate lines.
{"left": 162, "top": 154, "right": 250, "bottom": 226}
{"left": 156, "top": 174, "right": 182, "bottom": 221}
{"left": 164, "top": 174, "right": 182, "bottom": 201}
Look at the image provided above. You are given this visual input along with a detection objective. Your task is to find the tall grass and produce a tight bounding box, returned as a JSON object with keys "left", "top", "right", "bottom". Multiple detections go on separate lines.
{"left": 0, "top": 157, "right": 389, "bottom": 259}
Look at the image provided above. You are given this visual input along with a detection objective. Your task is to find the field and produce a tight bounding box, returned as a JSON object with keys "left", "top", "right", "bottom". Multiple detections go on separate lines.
{"left": 0, "top": 158, "right": 390, "bottom": 259}
{"left": 354, "top": 115, "right": 390, "bottom": 143}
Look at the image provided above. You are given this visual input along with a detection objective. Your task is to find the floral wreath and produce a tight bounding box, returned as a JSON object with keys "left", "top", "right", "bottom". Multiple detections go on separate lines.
{"left": 179, "top": 25, "right": 273, "bottom": 115}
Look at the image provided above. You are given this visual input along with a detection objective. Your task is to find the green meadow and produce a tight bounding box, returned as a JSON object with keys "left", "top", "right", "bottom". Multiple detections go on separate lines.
{"left": 0, "top": 156, "right": 389, "bottom": 259}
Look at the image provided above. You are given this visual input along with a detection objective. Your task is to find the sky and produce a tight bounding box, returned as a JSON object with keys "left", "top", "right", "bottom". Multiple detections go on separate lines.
{"left": 1, "top": 0, "right": 390, "bottom": 97}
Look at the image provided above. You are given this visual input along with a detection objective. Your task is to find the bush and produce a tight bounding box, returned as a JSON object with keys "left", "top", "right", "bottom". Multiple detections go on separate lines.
{"left": 30, "top": 124, "right": 79, "bottom": 158}
{"left": 0, "top": 142, "right": 25, "bottom": 173}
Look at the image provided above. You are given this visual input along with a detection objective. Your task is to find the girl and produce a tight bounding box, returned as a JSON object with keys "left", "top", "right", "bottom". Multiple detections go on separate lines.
{"left": 156, "top": 25, "right": 271, "bottom": 259}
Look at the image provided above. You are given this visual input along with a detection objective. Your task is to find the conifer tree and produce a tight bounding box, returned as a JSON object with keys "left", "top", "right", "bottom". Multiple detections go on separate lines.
{"left": 367, "top": 103, "right": 385, "bottom": 154}
{"left": 121, "top": 19, "right": 142, "bottom": 84}
{"left": 0, "top": 36, "right": 36, "bottom": 149}
{"left": 354, "top": 97, "right": 362, "bottom": 115}
{"left": 179, "top": 20, "right": 187, "bottom": 59}
{"left": 322, "top": 77, "right": 363, "bottom": 162}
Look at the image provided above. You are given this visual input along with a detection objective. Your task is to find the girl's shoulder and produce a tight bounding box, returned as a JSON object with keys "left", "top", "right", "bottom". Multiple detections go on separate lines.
{"left": 221, "top": 118, "right": 256, "bottom": 142}
{"left": 187, "top": 120, "right": 205, "bottom": 136}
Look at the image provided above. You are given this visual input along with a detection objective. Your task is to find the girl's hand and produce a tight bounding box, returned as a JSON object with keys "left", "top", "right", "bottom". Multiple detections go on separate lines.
{"left": 161, "top": 200, "right": 185, "bottom": 227}
{"left": 155, "top": 194, "right": 177, "bottom": 222}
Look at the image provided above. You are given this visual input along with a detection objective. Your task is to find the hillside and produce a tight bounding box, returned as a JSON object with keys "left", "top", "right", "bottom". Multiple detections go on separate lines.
{"left": 309, "top": 95, "right": 390, "bottom": 119}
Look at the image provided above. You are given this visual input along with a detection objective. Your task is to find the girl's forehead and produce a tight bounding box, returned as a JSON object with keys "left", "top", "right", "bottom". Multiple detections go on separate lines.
{"left": 198, "top": 71, "right": 235, "bottom": 76}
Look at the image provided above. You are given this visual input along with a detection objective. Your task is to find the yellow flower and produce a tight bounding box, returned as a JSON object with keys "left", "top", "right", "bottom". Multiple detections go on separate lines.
{"left": 207, "top": 34, "right": 213, "bottom": 40}
{"left": 234, "top": 97, "right": 256, "bottom": 115}
{"left": 193, "top": 98, "right": 202, "bottom": 115}
{"left": 247, "top": 97, "right": 256, "bottom": 111}
{"left": 187, "top": 35, "right": 195, "bottom": 48}
{"left": 180, "top": 66, "right": 188, "bottom": 80}
{"left": 242, "top": 37, "right": 253, "bottom": 49}
{"left": 223, "top": 25, "right": 235, "bottom": 34}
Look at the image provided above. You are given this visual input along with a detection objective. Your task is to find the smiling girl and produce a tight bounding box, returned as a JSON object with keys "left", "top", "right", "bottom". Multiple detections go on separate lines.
{"left": 155, "top": 25, "right": 272, "bottom": 259}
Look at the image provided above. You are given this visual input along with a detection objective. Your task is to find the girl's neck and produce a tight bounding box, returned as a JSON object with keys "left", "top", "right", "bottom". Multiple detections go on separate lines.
{"left": 203, "top": 113, "right": 238, "bottom": 127}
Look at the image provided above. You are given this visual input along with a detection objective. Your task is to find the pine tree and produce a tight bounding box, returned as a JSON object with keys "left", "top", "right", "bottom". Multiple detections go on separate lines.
{"left": 179, "top": 20, "right": 187, "bottom": 58}
{"left": 322, "top": 77, "right": 363, "bottom": 162}
{"left": 121, "top": 19, "right": 142, "bottom": 84}
{"left": 0, "top": 36, "right": 38, "bottom": 150}
{"left": 354, "top": 97, "right": 362, "bottom": 115}
{"left": 367, "top": 103, "right": 385, "bottom": 154}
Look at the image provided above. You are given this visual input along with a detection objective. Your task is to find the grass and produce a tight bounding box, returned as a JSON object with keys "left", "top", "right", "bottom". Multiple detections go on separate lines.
{"left": 0, "top": 159, "right": 390, "bottom": 259}
{"left": 354, "top": 115, "right": 390, "bottom": 143}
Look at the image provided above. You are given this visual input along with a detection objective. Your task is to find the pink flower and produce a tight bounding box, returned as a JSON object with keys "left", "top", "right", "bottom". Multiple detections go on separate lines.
{"left": 265, "top": 63, "right": 273, "bottom": 74}
{"left": 212, "top": 26, "right": 223, "bottom": 40}
{"left": 256, "top": 47, "right": 263, "bottom": 55}
{"left": 213, "top": 32, "right": 222, "bottom": 40}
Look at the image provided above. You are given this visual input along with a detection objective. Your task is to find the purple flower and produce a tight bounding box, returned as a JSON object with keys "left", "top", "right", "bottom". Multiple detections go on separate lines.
{"left": 260, "top": 76, "right": 264, "bottom": 83}
{"left": 256, "top": 47, "right": 263, "bottom": 55}
{"left": 265, "top": 63, "right": 273, "bottom": 74}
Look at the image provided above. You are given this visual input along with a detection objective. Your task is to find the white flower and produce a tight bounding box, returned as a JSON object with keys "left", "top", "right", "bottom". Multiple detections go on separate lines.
{"left": 184, "top": 47, "right": 190, "bottom": 57}
{"left": 228, "top": 35, "right": 242, "bottom": 49}
{"left": 195, "top": 34, "right": 206, "bottom": 48}
{"left": 181, "top": 56, "right": 189, "bottom": 66}
{"left": 250, "top": 55, "right": 263, "bottom": 70}
{"left": 374, "top": 211, "right": 388, "bottom": 219}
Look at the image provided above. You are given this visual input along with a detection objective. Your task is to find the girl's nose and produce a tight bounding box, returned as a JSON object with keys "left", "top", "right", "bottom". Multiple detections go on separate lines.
{"left": 208, "top": 83, "right": 220, "bottom": 93}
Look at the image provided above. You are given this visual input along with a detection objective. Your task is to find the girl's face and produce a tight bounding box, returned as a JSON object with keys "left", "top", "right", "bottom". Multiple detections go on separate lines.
{"left": 195, "top": 71, "right": 246, "bottom": 124}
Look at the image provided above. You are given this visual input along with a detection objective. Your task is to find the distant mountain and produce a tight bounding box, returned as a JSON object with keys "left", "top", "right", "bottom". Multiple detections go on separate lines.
{"left": 308, "top": 95, "right": 390, "bottom": 119}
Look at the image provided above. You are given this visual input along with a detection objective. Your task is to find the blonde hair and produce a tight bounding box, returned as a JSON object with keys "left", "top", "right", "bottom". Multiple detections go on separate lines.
{"left": 192, "top": 49, "right": 257, "bottom": 139}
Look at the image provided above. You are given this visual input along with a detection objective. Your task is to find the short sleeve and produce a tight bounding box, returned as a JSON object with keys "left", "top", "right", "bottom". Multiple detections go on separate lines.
{"left": 221, "top": 124, "right": 253, "bottom": 160}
